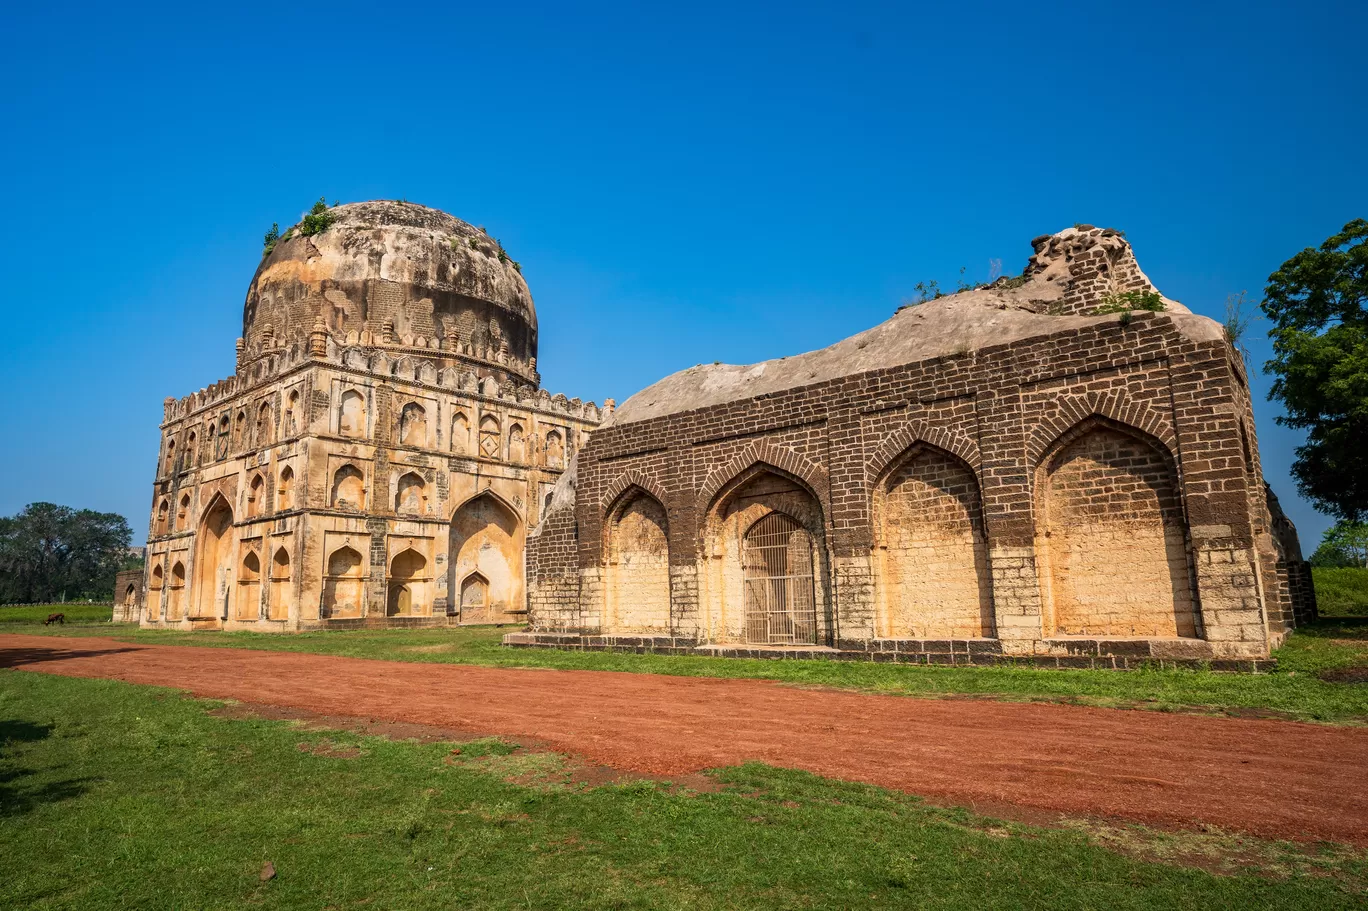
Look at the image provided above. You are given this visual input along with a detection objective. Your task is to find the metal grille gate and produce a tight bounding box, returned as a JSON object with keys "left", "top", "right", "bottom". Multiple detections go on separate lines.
{"left": 743, "top": 513, "right": 818, "bottom": 645}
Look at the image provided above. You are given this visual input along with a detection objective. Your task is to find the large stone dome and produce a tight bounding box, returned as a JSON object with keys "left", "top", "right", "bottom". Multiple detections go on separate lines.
{"left": 242, "top": 200, "right": 537, "bottom": 381}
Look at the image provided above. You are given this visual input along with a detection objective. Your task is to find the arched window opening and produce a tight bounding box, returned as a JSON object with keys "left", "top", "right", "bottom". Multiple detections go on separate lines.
{"left": 398, "top": 402, "right": 428, "bottom": 447}
{"left": 233, "top": 411, "right": 247, "bottom": 451}
{"left": 323, "top": 545, "right": 365, "bottom": 619}
{"left": 545, "top": 429, "right": 564, "bottom": 469}
{"left": 743, "top": 513, "right": 817, "bottom": 645}
{"left": 168, "top": 560, "right": 186, "bottom": 621}
{"left": 268, "top": 547, "right": 291, "bottom": 621}
{"left": 246, "top": 474, "right": 265, "bottom": 518}
{"left": 216, "top": 416, "right": 230, "bottom": 460}
{"left": 256, "top": 402, "right": 273, "bottom": 447}
{"left": 478, "top": 414, "right": 500, "bottom": 459}
{"left": 451, "top": 411, "right": 470, "bottom": 455}
{"left": 187, "top": 431, "right": 198, "bottom": 467}
{"left": 236, "top": 549, "right": 261, "bottom": 621}
{"left": 395, "top": 472, "right": 427, "bottom": 513}
{"left": 147, "top": 562, "right": 164, "bottom": 621}
{"left": 508, "top": 423, "right": 526, "bottom": 463}
{"left": 331, "top": 465, "right": 365, "bottom": 509}
{"left": 165, "top": 438, "right": 177, "bottom": 475}
{"left": 176, "top": 493, "right": 190, "bottom": 530}
{"left": 338, "top": 389, "right": 366, "bottom": 437}
{"left": 284, "top": 390, "right": 300, "bottom": 436}
{"left": 277, "top": 466, "right": 294, "bottom": 511}
{"left": 155, "top": 498, "right": 170, "bottom": 534}
{"left": 386, "top": 548, "right": 429, "bottom": 617}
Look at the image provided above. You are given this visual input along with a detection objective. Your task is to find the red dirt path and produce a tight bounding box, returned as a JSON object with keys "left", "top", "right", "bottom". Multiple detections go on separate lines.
{"left": 4, "top": 633, "right": 1367, "bottom": 844}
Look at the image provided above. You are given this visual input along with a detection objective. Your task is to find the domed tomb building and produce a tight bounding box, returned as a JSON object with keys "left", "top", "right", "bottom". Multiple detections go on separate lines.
{"left": 514, "top": 227, "right": 1317, "bottom": 668}
{"left": 139, "top": 201, "right": 602, "bottom": 629}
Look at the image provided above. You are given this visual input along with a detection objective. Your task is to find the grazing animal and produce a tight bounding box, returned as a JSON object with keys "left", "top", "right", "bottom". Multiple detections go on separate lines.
{"left": 43, "top": 613, "right": 65, "bottom": 626}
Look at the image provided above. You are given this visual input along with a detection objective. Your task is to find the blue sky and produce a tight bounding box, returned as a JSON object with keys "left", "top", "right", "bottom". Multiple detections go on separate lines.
{"left": 1, "top": 0, "right": 1363, "bottom": 548}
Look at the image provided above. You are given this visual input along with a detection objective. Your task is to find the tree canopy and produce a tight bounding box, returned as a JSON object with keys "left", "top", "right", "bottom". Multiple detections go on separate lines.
{"left": 0, "top": 503, "right": 134, "bottom": 603}
{"left": 1309, "top": 520, "right": 1368, "bottom": 568}
{"left": 1262, "top": 218, "right": 1368, "bottom": 522}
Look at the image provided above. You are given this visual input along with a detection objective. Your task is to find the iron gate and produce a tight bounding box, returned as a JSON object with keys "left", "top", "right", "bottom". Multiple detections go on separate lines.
{"left": 742, "top": 513, "right": 818, "bottom": 645}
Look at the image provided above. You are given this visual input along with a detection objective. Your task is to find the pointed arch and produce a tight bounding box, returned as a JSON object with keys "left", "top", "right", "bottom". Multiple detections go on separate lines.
{"left": 698, "top": 441, "right": 828, "bottom": 518}
{"left": 186, "top": 430, "right": 198, "bottom": 467}
{"left": 544, "top": 428, "right": 565, "bottom": 469}
{"left": 459, "top": 571, "right": 490, "bottom": 615}
{"left": 450, "top": 410, "right": 471, "bottom": 455}
{"left": 449, "top": 490, "right": 523, "bottom": 623}
{"left": 866, "top": 418, "right": 981, "bottom": 484}
{"left": 338, "top": 389, "right": 366, "bottom": 437}
{"left": 168, "top": 560, "right": 186, "bottom": 620}
{"left": 478, "top": 414, "right": 501, "bottom": 459}
{"left": 233, "top": 410, "right": 247, "bottom": 451}
{"left": 386, "top": 547, "right": 430, "bottom": 617}
{"left": 508, "top": 422, "right": 527, "bottom": 463}
{"left": 246, "top": 473, "right": 266, "bottom": 518}
{"left": 331, "top": 464, "right": 365, "bottom": 509}
{"left": 268, "top": 546, "right": 291, "bottom": 621}
{"left": 1024, "top": 394, "right": 1174, "bottom": 469}
{"left": 600, "top": 469, "right": 670, "bottom": 515}
{"left": 395, "top": 471, "right": 427, "bottom": 513}
{"left": 236, "top": 548, "right": 261, "bottom": 620}
{"left": 191, "top": 494, "right": 234, "bottom": 620}
{"left": 164, "top": 437, "right": 177, "bottom": 475}
{"left": 284, "top": 389, "right": 300, "bottom": 436}
{"left": 397, "top": 401, "right": 428, "bottom": 447}
{"left": 1033, "top": 414, "right": 1197, "bottom": 639}
{"left": 323, "top": 544, "right": 366, "bottom": 619}
{"left": 702, "top": 461, "right": 830, "bottom": 645}
{"left": 277, "top": 466, "right": 295, "bottom": 510}
{"left": 155, "top": 497, "right": 170, "bottom": 535}
{"left": 604, "top": 485, "right": 671, "bottom": 633}
{"left": 256, "top": 400, "right": 273, "bottom": 447}
{"left": 176, "top": 492, "right": 191, "bottom": 530}
{"left": 872, "top": 441, "right": 993, "bottom": 638}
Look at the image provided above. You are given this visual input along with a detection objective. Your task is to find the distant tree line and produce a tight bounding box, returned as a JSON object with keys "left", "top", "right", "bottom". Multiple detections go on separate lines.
{"left": 1310, "top": 521, "right": 1368, "bottom": 569}
{"left": 0, "top": 503, "right": 135, "bottom": 603}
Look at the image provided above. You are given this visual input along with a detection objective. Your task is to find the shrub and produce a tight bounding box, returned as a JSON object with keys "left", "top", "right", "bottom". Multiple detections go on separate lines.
{"left": 1093, "top": 289, "right": 1165, "bottom": 315}
{"left": 298, "top": 197, "right": 337, "bottom": 237}
{"left": 262, "top": 223, "right": 280, "bottom": 257}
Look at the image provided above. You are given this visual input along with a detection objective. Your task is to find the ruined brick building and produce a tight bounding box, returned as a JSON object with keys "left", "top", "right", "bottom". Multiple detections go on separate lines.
{"left": 512, "top": 227, "right": 1316, "bottom": 668}
{"left": 134, "top": 201, "right": 601, "bottom": 629}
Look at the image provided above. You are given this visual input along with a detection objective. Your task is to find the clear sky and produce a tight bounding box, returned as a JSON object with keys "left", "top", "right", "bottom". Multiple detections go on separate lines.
{"left": 1, "top": 0, "right": 1364, "bottom": 548}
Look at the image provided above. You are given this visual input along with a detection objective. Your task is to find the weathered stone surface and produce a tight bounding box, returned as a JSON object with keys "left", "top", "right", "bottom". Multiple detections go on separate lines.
{"left": 523, "top": 227, "right": 1314, "bottom": 664}
{"left": 134, "top": 202, "right": 599, "bottom": 632}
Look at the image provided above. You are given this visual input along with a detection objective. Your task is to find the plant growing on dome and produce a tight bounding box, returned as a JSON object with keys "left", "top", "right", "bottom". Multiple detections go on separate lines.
{"left": 262, "top": 223, "right": 280, "bottom": 257}
{"left": 298, "top": 197, "right": 337, "bottom": 237}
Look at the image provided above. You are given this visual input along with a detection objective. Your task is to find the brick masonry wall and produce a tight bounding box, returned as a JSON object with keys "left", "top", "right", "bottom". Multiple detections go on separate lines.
{"left": 527, "top": 310, "right": 1305, "bottom": 661}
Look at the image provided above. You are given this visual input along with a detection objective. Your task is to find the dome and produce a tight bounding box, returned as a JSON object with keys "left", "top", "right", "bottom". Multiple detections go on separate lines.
{"left": 242, "top": 200, "right": 537, "bottom": 379}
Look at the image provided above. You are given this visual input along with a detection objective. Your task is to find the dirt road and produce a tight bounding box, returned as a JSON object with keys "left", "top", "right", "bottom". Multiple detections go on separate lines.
{"left": 4, "top": 633, "right": 1366, "bottom": 844}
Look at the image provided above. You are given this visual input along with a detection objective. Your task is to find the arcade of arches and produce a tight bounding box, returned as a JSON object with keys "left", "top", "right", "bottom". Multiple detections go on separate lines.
{"left": 519, "top": 226, "right": 1317, "bottom": 665}
{"left": 137, "top": 201, "right": 602, "bottom": 630}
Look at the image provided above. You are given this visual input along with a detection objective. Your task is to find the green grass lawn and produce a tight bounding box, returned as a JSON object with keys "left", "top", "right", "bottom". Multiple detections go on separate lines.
{"left": 0, "top": 602, "right": 115, "bottom": 625}
{"left": 2, "top": 671, "right": 1363, "bottom": 910}
{"left": 6, "top": 572, "right": 1368, "bottom": 725}
{"left": 1313, "top": 566, "right": 1368, "bottom": 616}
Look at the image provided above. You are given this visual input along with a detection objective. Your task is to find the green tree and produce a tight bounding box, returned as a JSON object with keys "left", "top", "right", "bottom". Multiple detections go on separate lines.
{"left": 1261, "top": 219, "right": 1368, "bottom": 521}
{"left": 1309, "top": 520, "right": 1368, "bottom": 568}
{"left": 0, "top": 503, "right": 132, "bottom": 603}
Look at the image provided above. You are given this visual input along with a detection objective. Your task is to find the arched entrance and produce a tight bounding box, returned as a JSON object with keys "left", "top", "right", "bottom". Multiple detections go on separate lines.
{"left": 742, "top": 513, "right": 817, "bottom": 644}
{"left": 387, "top": 548, "right": 429, "bottom": 617}
{"left": 192, "top": 496, "right": 234, "bottom": 619}
{"left": 704, "top": 465, "right": 830, "bottom": 645}
{"left": 449, "top": 492, "right": 523, "bottom": 623}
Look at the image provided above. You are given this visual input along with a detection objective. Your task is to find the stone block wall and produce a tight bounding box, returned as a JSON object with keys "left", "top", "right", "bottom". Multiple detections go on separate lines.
{"left": 523, "top": 310, "right": 1314, "bottom": 665}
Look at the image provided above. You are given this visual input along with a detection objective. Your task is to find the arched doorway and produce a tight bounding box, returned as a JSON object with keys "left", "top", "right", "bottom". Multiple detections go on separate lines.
{"left": 742, "top": 513, "right": 817, "bottom": 645}
{"left": 449, "top": 492, "right": 523, "bottom": 623}
{"left": 704, "top": 466, "right": 830, "bottom": 645}
{"left": 235, "top": 549, "right": 261, "bottom": 620}
{"left": 192, "top": 496, "right": 234, "bottom": 619}
{"left": 387, "top": 548, "right": 429, "bottom": 617}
